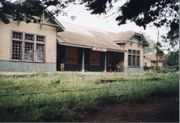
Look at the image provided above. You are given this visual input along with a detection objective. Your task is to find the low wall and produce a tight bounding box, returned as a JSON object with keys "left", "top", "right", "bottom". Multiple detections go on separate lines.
{"left": 0, "top": 60, "right": 56, "bottom": 72}
{"left": 124, "top": 67, "right": 144, "bottom": 73}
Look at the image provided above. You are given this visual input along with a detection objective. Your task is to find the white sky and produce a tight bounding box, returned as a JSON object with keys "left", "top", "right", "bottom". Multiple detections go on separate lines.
{"left": 55, "top": 2, "right": 177, "bottom": 52}
{"left": 56, "top": 2, "right": 160, "bottom": 41}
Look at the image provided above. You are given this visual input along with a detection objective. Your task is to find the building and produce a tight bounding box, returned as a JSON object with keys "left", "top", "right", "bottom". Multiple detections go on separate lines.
{"left": 0, "top": 15, "right": 149, "bottom": 72}
{"left": 57, "top": 22, "right": 148, "bottom": 72}
{"left": 144, "top": 53, "right": 164, "bottom": 69}
{"left": 0, "top": 10, "right": 64, "bottom": 72}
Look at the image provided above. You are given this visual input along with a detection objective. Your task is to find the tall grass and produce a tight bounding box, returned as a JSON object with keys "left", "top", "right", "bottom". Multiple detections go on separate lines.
{"left": 0, "top": 72, "right": 178, "bottom": 121}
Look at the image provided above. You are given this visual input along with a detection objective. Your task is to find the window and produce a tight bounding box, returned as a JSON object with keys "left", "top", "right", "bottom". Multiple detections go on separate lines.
{"left": 37, "top": 36, "right": 45, "bottom": 42}
{"left": 36, "top": 35, "right": 45, "bottom": 62}
{"left": 12, "top": 32, "right": 23, "bottom": 60}
{"left": 12, "top": 31, "right": 45, "bottom": 62}
{"left": 24, "top": 34, "right": 34, "bottom": 61}
{"left": 25, "top": 34, "right": 34, "bottom": 41}
{"left": 24, "top": 42, "right": 34, "bottom": 61}
{"left": 36, "top": 44, "right": 45, "bottom": 62}
{"left": 12, "top": 40, "right": 22, "bottom": 60}
{"left": 128, "top": 50, "right": 140, "bottom": 67}
{"left": 13, "top": 32, "right": 23, "bottom": 39}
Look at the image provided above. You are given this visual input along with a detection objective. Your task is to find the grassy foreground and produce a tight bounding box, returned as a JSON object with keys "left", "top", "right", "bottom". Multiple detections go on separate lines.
{"left": 0, "top": 72, "right": 179, "bottom": 121}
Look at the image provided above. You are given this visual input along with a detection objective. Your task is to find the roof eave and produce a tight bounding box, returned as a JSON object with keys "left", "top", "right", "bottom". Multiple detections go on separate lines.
{"left": 57, "top": 39, "right": 126, "bottom": 53}
{"left": 107, "top": 48, "right": 126, "bottom": 53}
{"left": 113, "top": 40, "right": 127, "bottom": 44}
{"left": 57, "top": 39, "right": 91, "bottom": 49}
{"left": 44, "top": 9, "right": 65, "bottom": 32}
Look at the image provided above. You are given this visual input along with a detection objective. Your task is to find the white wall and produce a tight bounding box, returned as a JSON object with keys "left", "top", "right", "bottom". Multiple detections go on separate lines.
{"left": 0, "top": 20, "right": 57, "bottom": 63}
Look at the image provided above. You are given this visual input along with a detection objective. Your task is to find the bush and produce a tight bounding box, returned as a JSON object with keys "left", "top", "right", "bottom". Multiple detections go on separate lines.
{"left": 157, "top": 68, "right": 177, "bottom": 73}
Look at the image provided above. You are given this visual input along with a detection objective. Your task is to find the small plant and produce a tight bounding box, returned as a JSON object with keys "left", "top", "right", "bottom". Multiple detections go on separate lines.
{"left": 33, "top": 68, "right": 48, "bottom": 77}
{"left": 115, "top": 64, "right": 124, "bottom": 72}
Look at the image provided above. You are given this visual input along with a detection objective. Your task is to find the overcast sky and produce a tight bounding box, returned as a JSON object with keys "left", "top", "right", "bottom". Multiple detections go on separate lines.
{"left": 56, "top": 2, "right": 161, "bottom": 41}
{"left": 56, "top": 2, "right": 177, "bottom": 52}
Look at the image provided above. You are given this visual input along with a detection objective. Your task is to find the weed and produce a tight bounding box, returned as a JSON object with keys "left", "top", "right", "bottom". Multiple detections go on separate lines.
{"left": 0, "top": 72, "right": 178, "bottom": 121}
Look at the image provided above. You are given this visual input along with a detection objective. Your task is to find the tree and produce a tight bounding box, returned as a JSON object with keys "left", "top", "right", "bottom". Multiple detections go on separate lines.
{"left": 0, "top": 0, "right": 68, "bottom": 24}
{"left": 166, "top": 50, "right": 179, "bottom": 66}
{"left": 0, "top": 0, "right": 179, "bottom": 48}
{"left": 143, "top": 35, "right": 156, "bottom": 53}
{"left": 80, "top": 0, "right": 179, "bottom": 48}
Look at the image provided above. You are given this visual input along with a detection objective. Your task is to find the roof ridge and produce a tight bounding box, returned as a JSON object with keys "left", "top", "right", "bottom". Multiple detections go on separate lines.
{"left": 60, "top": 21, "right": 134, "bottom": 34}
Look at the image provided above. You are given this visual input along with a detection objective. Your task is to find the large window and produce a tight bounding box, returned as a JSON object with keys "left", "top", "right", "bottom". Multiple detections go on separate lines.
{"left": 128, "top": 50, "right": 140, "bottom": 67}
{"left": 12, "top": 31, "right": 45, "bottom": 62}
{"left": 12, "top": 32, "right": 23, "bottom": 60}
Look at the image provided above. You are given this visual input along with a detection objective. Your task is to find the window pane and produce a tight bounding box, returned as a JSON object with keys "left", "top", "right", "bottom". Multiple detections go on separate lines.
{"left": 128, "top": 50, "right": 132, "bottom": 54}
{"left": 137, "top": 56, "right": 140, "bottom": 66}
{"left": 133, "top": 55, "right": 136, "bottom": 66}
{"left": 137, "top": 51, "right": 140, "bottom": 55}
{"left": 13, "top": 32, "right": 22, "bottom": 40}
{"left": 133, "top": 50, "right": 136, "bottom": 55}
{"left": 25, "top": 34, "right": 34, "bottom": 41}
{"left": 24, "top": 42, "right": 33, "bottom": 61}
{"left": 37, "top": 36, "right": 45, "bottom": 42}
{"left": 36, "top": 44, "right": 44, "bottom": 62}
{"left": 12, "top": 40, "right": 22, "bottom": 60}
{"left": 128, "top": 55, "right": 131, "bottom": 66}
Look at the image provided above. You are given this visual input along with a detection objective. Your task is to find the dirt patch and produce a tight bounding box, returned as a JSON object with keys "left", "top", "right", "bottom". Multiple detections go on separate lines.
{"left": 84, "top": 94, "right": 179, "bottom": 122}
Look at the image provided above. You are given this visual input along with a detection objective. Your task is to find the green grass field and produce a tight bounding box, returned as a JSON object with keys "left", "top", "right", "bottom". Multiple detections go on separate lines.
{"left": 0, "top": 72, "right": 179, "bottom": 121}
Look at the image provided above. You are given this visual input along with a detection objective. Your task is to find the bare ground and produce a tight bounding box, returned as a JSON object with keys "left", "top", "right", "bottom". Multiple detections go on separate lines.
{"left": 84, "top": 94, "right": 179, "bottom": 122}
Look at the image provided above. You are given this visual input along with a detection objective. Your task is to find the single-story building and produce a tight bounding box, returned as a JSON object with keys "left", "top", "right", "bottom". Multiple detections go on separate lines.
{"left": 57, "top": 22, "right": 148, "bottom": 72}
{"left": 0, "top": 10, "right": 64, "bottom": 72}
{"left": 0, "top": 12, "right": 149, "bottom": 72}
{"left": 144, "top": 53, "right": 164, "bottom": 69}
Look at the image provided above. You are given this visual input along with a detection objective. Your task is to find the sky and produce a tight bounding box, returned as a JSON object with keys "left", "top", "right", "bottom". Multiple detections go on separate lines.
{"left": 55, "top": 1, "right": 177, "bottom": 52}
{"left": 56, "top": 2, "right": 163, "bottom": 44}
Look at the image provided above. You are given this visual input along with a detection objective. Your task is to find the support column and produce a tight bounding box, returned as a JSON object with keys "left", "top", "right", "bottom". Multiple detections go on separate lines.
{"left": 124, "top": 51, "right": 128, "bottom": 72}
{"left": 104, "top": 52, "right": 107, "bottom": 72}
{"left": 82, "top": 48, "right": 85, "bottom": 72}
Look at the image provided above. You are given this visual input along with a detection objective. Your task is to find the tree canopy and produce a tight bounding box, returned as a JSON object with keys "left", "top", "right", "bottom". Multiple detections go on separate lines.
{"left": 0, "top": 0, "right": 179, "bottom": 48}
{"left": 166, "top": 50, "right": 179, "bottom": 66}
{"left": 0, "top": 0, "right": 68, "bottom": 23}
{"left": 143, "top": 35, "right": 156, "bottom": 53}
{"left": 81, "top": 0, "right": 179, "bottom": 48}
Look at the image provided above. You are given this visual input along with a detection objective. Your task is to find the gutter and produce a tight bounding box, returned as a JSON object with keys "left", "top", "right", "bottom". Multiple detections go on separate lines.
{"left": 57, "top": 40, "right": 91, "bottom": 49}
{"left": 107, "top": 48, "right": 127, "bottom": 53}
{"left": 58, "top": 40, "right": 127, "bottom": 53}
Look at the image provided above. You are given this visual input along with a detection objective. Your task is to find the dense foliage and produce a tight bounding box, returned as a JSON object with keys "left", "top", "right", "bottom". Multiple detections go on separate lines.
{"left": 166, "top": 50, "right": 179, "bottom": 66}
{"left": 0, "top": 0, "right": 68, "bottom": 23}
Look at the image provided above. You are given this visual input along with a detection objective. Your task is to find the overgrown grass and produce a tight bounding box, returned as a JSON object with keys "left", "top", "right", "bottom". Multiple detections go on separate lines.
{"left": 0, "top": 72, "right": 179, "bottom": 121}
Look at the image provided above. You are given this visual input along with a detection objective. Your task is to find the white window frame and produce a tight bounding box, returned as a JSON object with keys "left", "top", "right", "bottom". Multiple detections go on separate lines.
{"left": 11, "top": 31, "right": 46, "bottom": 63}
